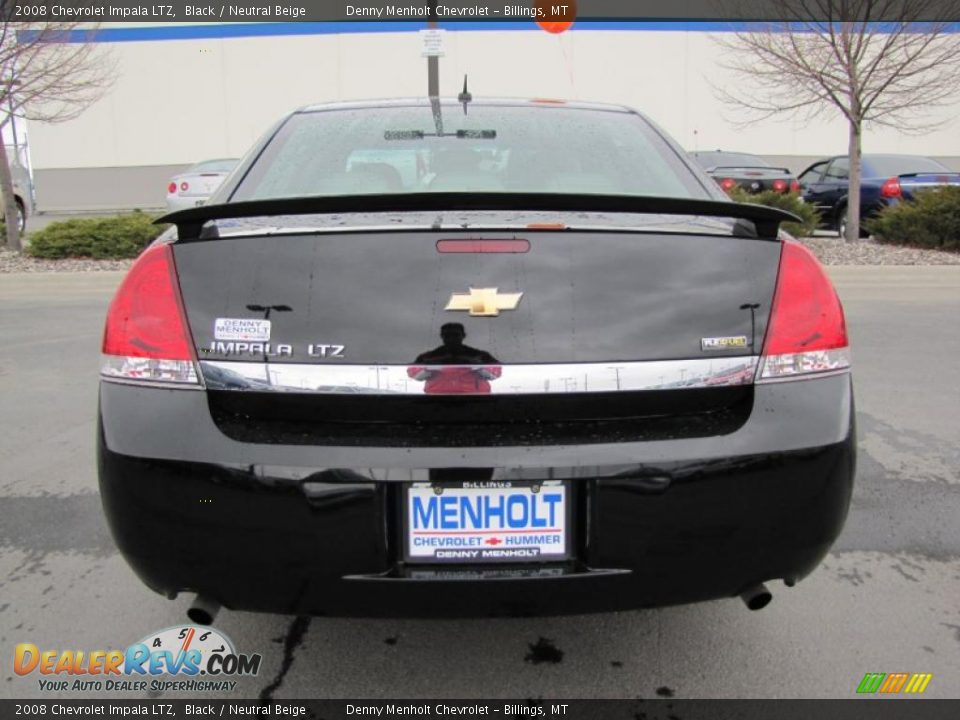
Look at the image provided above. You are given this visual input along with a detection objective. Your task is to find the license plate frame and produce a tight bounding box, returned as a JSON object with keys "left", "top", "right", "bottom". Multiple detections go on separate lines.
{"left": 402, "top": 481, "right": 573, "bottom": 564}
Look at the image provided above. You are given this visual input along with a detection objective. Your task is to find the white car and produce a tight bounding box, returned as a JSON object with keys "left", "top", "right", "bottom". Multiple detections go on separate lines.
{"left": 165, "top": 158, "right": 238, "bottom": 212}
{"left": 1, "top": 178, "right": 31, "bottom": 233}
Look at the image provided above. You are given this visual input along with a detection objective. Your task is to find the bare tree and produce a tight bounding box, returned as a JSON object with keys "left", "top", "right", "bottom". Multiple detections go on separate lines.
{"left": 0, "top": 20, "right": 115, "bottom": 250}
{"left": 713, "top": 0, "right": 960, "bottom": 242}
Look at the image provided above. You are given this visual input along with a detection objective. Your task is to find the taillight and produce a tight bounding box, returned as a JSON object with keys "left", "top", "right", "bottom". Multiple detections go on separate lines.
{"left": 758, "top": 241, "right": 850, "bottom": 382}
{"left": 772, "top": 179, "right": 788, "bottom": 193}
{"left": 101, "top": 244, "right": 199, "bottom": 386}
{"left": 880, "top": 176, "right": 902, "bottom": 199}
{"left": 789, "top": 180, "right": 801, "bottom": 193}
{"left": 180, "top": 181, "right": 190, "bottom": 193}
{"left": 719, "top": 178, "right": 736, "bottom": 191}
{"left": 167, "top": 182, "right": 177, "bottom": 194}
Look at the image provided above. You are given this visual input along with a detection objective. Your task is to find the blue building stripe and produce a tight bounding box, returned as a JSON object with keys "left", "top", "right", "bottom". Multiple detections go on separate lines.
{"left": 17, "top": 21, "right": 960, "bottom": 44}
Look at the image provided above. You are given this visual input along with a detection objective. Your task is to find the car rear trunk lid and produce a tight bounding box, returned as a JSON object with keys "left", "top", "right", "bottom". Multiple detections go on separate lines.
{"left": 174, "top": 230, "right": 780, "bottom": 368}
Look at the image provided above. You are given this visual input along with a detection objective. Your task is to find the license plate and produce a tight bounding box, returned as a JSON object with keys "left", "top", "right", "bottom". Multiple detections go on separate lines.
{"left": 404, "top": 483, "right": 569, "bottom": 564}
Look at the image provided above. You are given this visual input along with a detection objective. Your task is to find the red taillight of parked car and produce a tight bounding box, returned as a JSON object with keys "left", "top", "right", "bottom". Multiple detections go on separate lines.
{"left": 180, "top": 181, "right": 190, "bottom": 193}
{"left": 789, "top": 180, "right": 801, "bottom": 193}
{"left": 101, "top": 244, "right": 199, "bottom": 385}
{"left": 167, "top": 182, "right": 177, "bottom": 194}
{"left": 758, "top": 240, "right": 850, "bottom": 382}
{"left": 880, "top": 176, "right": 902, "bottom": 199}
{"left": 719, "top": 177, "right": 736, "bottom": 191}
{"left": 772, "top": 179, "right": 788, "bottom": 193}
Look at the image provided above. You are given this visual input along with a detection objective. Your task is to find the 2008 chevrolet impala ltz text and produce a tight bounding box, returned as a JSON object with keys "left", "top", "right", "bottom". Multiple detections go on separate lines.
{"left": 97, "top": 98, "right": 855, "bottom": 620}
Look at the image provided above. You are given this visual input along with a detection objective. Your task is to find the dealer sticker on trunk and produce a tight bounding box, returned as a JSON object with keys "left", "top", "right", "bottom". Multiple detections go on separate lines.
{"left": 406, "top": 483, "right": 567, "bottom": 563}
{"left": 214, "top": 318, "right": 271, "bottom": 342}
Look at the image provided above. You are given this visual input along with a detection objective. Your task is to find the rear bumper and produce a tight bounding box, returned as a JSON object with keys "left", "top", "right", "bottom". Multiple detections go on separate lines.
{"left": 165, "top": 195, "right": 208, "bottom": 213}
{"left": 97, "top": 374, "right": 856, "bottom": 617}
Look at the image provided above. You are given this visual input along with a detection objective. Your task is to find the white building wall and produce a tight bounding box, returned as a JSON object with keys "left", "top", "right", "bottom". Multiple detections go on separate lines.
{"left": 25, "top": 25, "right": 960, "bottom": 211}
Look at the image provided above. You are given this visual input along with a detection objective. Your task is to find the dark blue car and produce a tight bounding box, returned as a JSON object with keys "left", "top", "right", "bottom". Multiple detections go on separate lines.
{"left": 799, "top": 154, "right": 960, "bottom": 237}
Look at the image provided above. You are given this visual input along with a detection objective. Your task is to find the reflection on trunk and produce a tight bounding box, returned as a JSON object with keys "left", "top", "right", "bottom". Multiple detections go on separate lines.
{"left": 408, "top": 323, "right": 501, "bottom": 395}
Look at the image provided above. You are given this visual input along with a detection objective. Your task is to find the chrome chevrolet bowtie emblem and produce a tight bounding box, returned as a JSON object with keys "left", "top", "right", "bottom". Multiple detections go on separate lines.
{"left": 445, "top": 287, "right": 524, "bottom": 317}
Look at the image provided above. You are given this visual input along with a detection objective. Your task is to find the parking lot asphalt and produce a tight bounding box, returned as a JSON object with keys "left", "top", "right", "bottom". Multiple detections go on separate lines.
{"left": 1, "top": 266, "right": 958, "bottom": 700}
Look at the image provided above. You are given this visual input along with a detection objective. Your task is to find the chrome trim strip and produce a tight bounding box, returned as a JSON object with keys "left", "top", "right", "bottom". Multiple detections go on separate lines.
{"left": 200, "top": 357, "right": 759, "bottom": 395}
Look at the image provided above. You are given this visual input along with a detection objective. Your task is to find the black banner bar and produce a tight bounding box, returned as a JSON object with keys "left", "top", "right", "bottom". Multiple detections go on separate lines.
{"left": 2, "top": 700, "right": 960, "bottom": 720}
{"left": 4, "top": 0, "right": 960, "bottom": 23}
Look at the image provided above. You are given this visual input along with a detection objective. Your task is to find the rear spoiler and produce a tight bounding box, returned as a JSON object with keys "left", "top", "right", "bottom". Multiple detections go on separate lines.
{"left": 897, "top": 172, "right": 960, "bottom": 178}
{"left": 157, "top": 192, "right": 801, "bottom": 241}
{"left": 707, "top": 166, "right": 793, "bottom": 174}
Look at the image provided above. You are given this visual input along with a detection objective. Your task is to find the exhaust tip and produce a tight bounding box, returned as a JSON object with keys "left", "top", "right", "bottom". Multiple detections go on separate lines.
{"left": 740, "top": 583, "right": 772, "bottom": 611}
{"left": 187, "top": 595, "right": 220, "bottom": 625}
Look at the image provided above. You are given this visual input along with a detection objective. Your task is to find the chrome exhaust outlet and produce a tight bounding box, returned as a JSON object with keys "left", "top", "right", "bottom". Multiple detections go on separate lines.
{"left": 740, "top": 583, "right": 772, "bottom": 611}
{"left": 187, "top": 594, "right": 220, "bottom": 625}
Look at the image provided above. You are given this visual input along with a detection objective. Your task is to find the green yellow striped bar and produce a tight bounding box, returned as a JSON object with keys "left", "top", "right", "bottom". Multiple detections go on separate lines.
{"left": 857, "top": 672, "right": 932, "bottom": 694}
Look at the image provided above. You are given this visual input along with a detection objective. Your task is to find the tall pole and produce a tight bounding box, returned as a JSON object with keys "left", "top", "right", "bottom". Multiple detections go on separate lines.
{"left": 426, "top": 0, "right": 443, "bottom": 135}
{"left": 427, "top": 0, "right": 439, "bottom": 98}
{"left": 607, "top": 366, "right": 623, "bottom": 390}
{"left": 8, "top": 97, "right": 18, "bottom": 161}
{"left": 5, "top": 80, "right": 21, "bottom": 163}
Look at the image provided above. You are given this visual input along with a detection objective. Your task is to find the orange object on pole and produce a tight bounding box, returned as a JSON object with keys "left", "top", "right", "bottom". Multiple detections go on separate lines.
{"left": 534, "top": 0, "right": 576, "bottom": 33}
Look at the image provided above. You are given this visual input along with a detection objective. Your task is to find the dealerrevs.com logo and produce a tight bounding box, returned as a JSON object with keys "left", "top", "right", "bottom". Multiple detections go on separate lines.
{"left": 14, "top": 626, "right": 261, "bottom": 693}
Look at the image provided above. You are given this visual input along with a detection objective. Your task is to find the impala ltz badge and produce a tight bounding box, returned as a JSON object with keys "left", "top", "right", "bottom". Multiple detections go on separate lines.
{"left": 445, "top": 287, "right": 523, "bottom": 317}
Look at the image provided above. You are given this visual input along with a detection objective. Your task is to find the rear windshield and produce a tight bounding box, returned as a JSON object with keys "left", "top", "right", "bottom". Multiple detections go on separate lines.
{"left": 865, "top": 156, "right": 950, "bottom": 177}
{"left": 230, "top": 104, "right": 708, "bottom": 201}
{"left": 692, "top": 152, "right": 770, "bottom": 169}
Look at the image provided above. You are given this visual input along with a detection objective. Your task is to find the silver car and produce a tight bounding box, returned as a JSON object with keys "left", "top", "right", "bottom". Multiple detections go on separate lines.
{"left": 0, "top": 179, "right": 31, "bottom": 233}
{"left": 165, "top": 158, "right": 238, "bottom": 212}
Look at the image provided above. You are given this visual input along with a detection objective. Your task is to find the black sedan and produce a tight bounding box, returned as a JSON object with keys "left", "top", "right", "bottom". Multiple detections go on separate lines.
{"left": 799, "top": 153, "right": 960, "bottom": 237}
{"left": 98, "top": 99, "right": 854, "bottom": 621}
{"left": 691, "top": 150, "right": 801, "bottom": 195}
